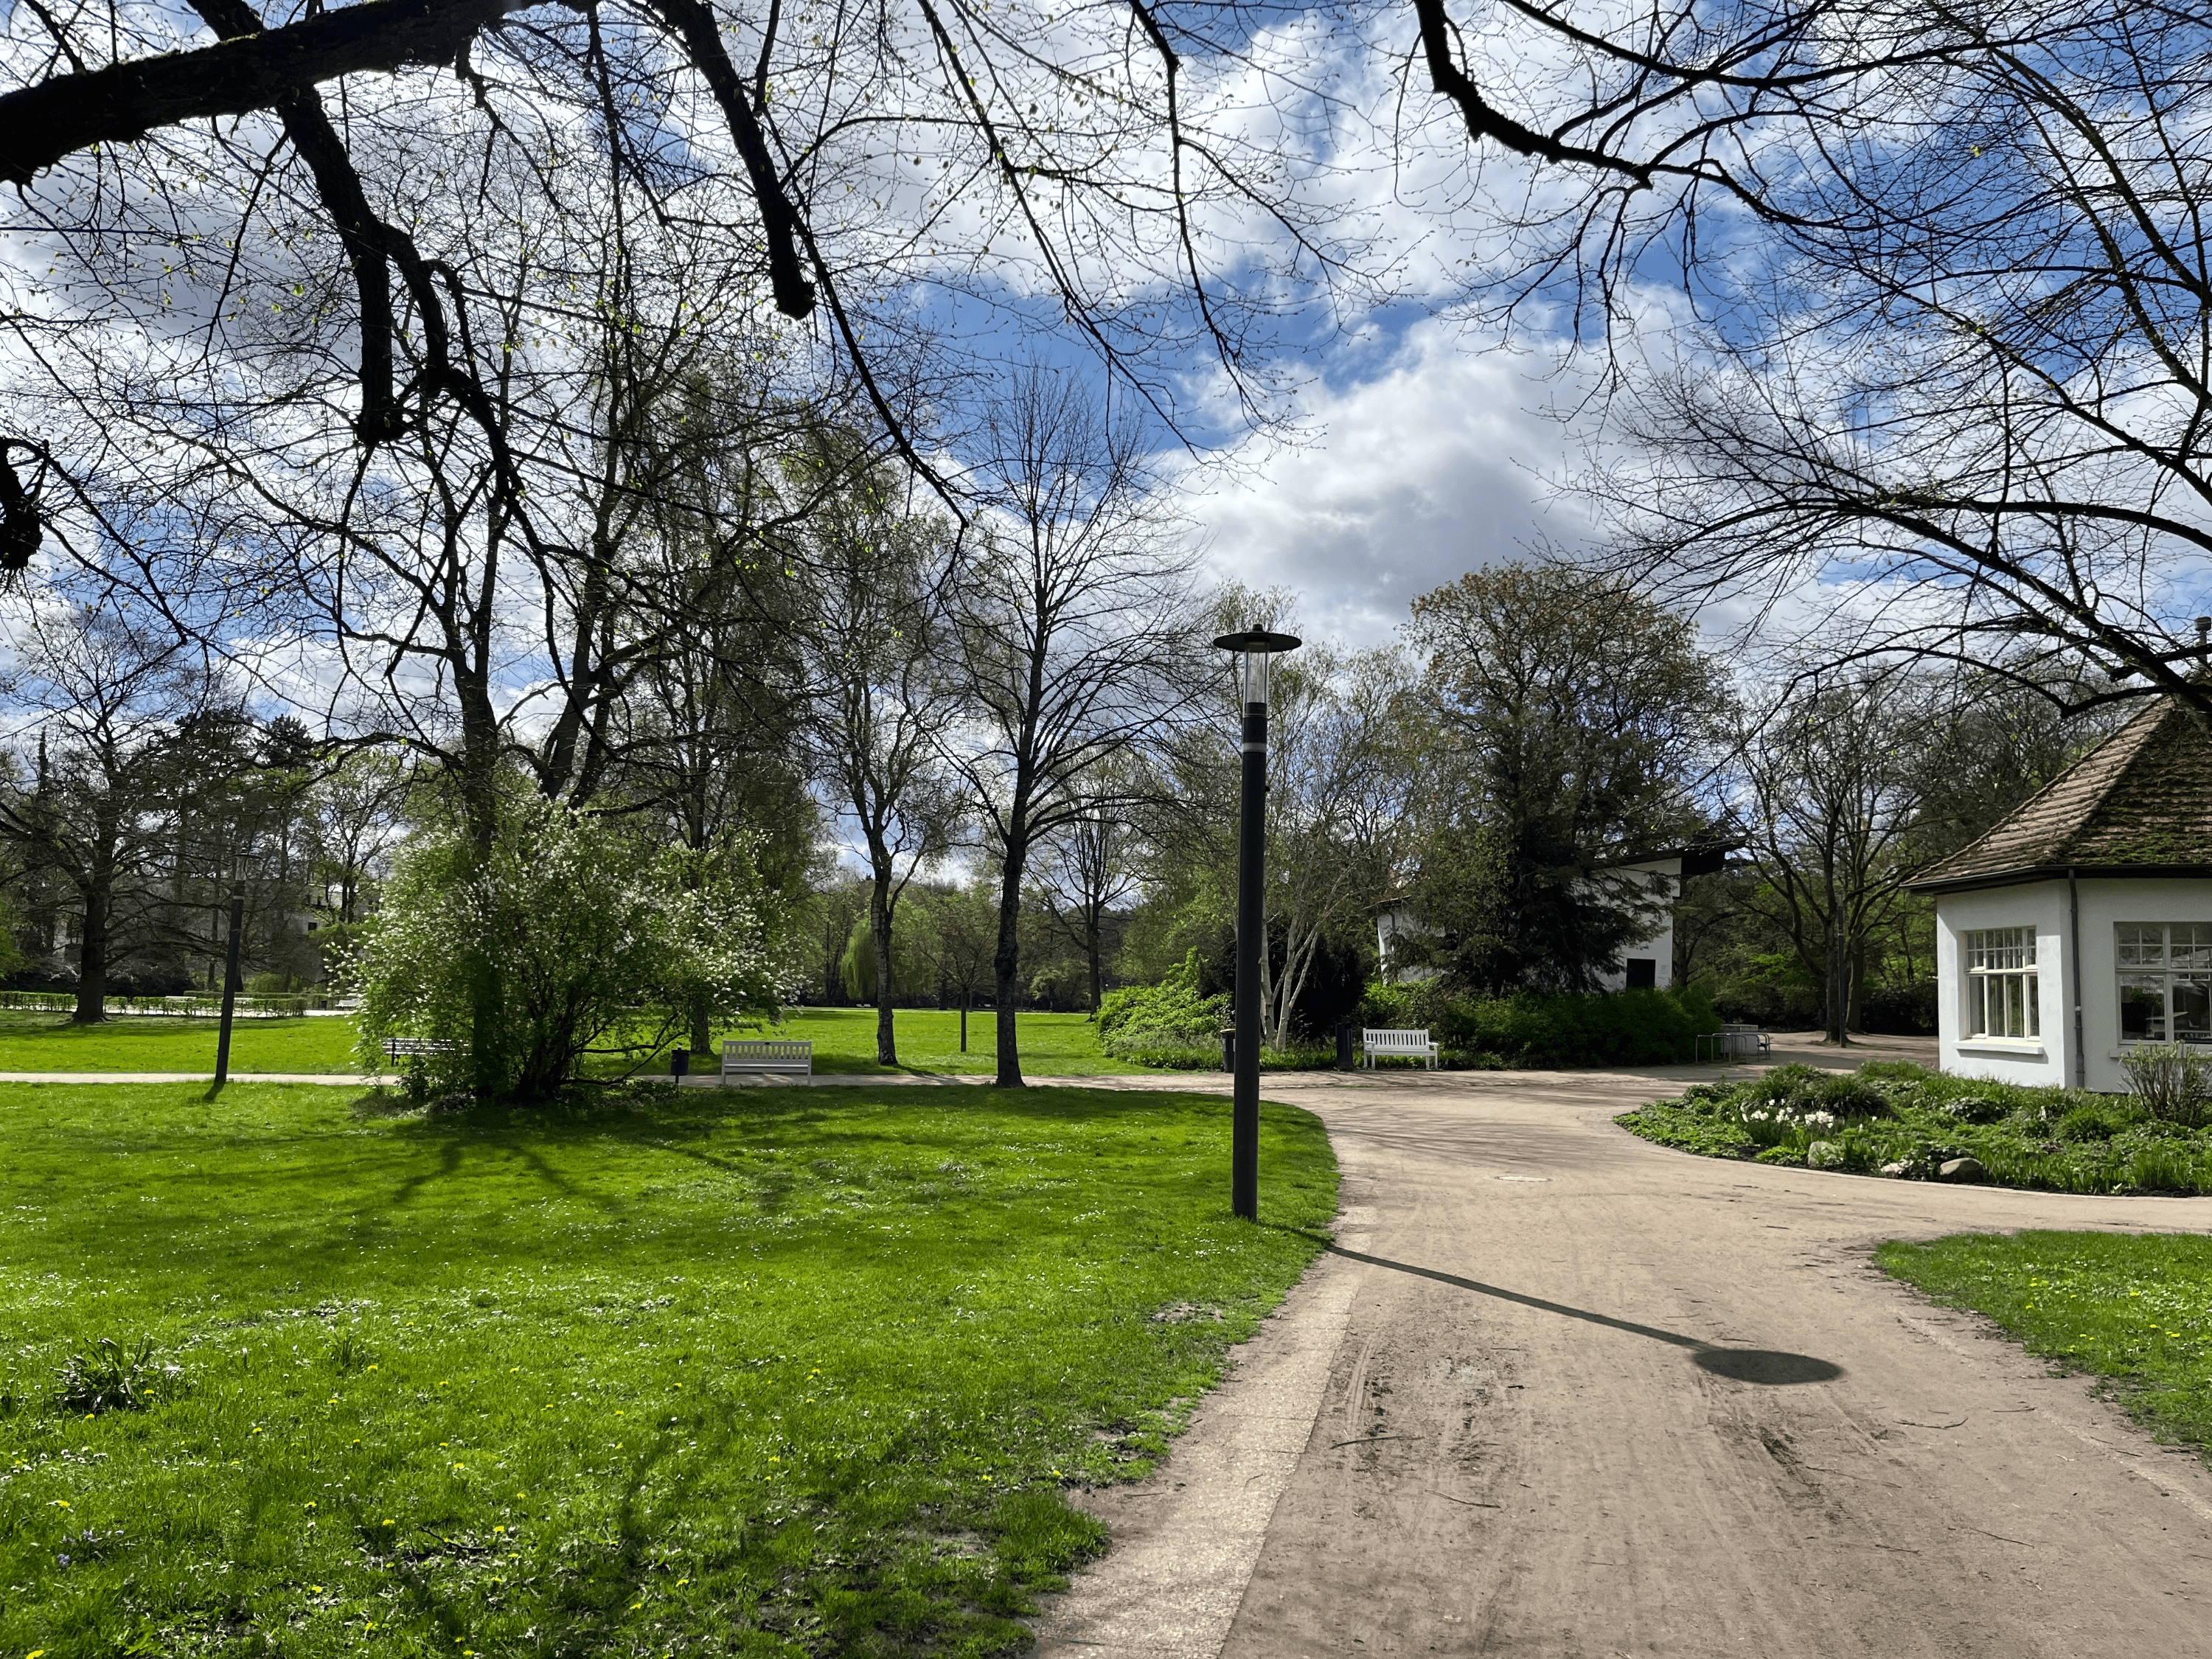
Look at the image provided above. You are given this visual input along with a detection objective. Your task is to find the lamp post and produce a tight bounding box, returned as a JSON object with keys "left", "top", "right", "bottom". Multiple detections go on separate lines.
{"left": 1211, "top": 627, "right": 1301, "bottom": 1220}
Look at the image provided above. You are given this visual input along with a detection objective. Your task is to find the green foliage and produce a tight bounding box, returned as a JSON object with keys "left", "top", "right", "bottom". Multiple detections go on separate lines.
{"left": 1098, "top": 950, "right": 1228, "bottom": 1060}
{"left": 0, "top": 1078, "right": 1336, "bottom": 1657}
{"left": 346, "top": 796, "right": 787, "bottom": 1101}
{"left": 55, "top": 1335, "right": 181, "bottom": 1415}
{"left": 1406, "top": 562, "right": 1728, "bottom": 992}
{"left": 2122, "top": 1042, "right": 2212, "bottom": 1128}
{"left": 1879, "top": 1232, "right": 2212, "bottom": 1461}
{"left": 1361, "top": 980, "right": 1721, "bottom": 1067}
{"left": 1619, "top": 1061, "right": 2212, "bottom": 1194}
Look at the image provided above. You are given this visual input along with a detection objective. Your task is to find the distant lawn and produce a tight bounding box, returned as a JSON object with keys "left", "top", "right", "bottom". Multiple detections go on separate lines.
{"left": 1879, "top": 1231, "right": 2212, "bottom": 1458}
{"left": 0, "top": 1009, "right": 361, "bottom": 1074}
{"left": 0, "top": 1079, "right": 1336, "bottom": 1657}
{"left": 759, "top": 1006, "right": 1152, "bottom": 1077}
{"left": 0, "top": 1006, "right": 1144, "bottom": 1082}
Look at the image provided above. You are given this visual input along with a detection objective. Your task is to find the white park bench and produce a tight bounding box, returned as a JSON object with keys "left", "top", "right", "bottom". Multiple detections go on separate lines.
{"left": 383, "top": 1037, "right": 456, "bottom": 1062}
{"left": 1362, "top": 1028, "right": 1440, "bottom": 1070}
{"left": 721, "top": 1039, "right": 814, "bottom": 1085}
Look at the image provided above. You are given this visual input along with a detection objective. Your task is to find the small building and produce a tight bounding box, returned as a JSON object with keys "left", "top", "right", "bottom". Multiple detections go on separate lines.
{"left": 1907, "top": 695, "right": 2212, "bottom": 1092}
{"left": 1588, "top": 841, "right": 1734, "bottom": 991}
{"left": 1373, "top": 839, "right": 1733, "bottom": 989}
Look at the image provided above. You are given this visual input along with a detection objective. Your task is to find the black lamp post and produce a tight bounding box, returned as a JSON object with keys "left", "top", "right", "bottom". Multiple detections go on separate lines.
{"left": 1211, "top": 626, "right": 1301, "bottom": 1220}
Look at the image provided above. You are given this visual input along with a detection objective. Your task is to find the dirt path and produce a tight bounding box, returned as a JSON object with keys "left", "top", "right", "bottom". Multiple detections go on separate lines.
{"left": 1034, "top": 1064, "right": 2212, "bottom": 1658}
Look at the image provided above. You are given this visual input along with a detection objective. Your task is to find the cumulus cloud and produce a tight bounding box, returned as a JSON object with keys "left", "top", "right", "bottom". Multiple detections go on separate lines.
{"left": 1179, "top": 320, "right": 1595, "bottom": 647}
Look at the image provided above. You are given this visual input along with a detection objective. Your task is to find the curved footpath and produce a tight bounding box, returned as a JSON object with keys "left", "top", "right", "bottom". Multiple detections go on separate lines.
{"left": 1032, "top": 1059, "right": 2212, "bottom": 1659}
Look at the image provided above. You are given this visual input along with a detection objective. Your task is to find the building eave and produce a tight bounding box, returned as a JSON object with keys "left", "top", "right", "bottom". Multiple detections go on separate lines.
{"left": 1907, "top": 862, "right": 2212, "bottom": 897}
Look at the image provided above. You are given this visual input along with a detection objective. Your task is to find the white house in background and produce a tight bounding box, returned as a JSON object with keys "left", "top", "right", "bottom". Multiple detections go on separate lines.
{"left": 1373, "top": 839, "right": 1733, "bottom": 988}
{"left": 1908, "top": 693, "right": 2212, "bottom": 1093}
{"left": 1588, "top": 841, "right": 1734, "bottom": 990}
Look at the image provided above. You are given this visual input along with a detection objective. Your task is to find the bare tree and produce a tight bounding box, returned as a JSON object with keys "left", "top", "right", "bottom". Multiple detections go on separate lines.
{"left": 0, "top": 606, "right": 205, "bottom": 1020}
{"left": 795, "top": 448, "right": 961, "bottom": 1065}
{"left": 942, "top": 369, "right": 1201, "bottom": 1087}
{"left": 1034, "top": 789, "right": 1144, "bottom": 1017}
{"left": 1733, "top": 672, "right": 1933, "bottom": 1047}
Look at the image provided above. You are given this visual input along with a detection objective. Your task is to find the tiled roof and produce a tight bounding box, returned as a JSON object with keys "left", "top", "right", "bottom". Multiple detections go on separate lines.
{"left": 1910, "top": 695, "right": 2212, "bottom": 888}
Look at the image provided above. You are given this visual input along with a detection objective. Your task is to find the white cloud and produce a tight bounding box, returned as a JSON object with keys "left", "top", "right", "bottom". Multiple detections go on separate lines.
{"left": 1181, "top": 321, "right": 1593, "bottom": 647}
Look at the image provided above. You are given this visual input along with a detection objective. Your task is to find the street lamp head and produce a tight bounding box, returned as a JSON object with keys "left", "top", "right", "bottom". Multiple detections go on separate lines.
{"left": 1211, "top": 627, "right": 1302, "bottom": 710}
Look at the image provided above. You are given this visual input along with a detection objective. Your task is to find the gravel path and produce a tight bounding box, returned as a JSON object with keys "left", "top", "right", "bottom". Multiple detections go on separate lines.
{"left": 1034, "top": 1060, "right": 2212, "bottom": 1658}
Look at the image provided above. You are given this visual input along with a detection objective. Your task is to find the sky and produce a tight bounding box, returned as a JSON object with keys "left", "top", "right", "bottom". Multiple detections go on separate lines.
{"left": 1184, "top": 319, "right": 1591, "bottom": 650}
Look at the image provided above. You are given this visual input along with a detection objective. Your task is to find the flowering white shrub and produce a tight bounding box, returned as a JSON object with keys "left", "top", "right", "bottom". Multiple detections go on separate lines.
{"left": 344, "top": 795, "right": 791, "bottom": 1100}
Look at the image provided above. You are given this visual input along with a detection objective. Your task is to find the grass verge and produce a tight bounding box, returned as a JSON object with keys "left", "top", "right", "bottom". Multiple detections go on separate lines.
{"left": 0, "top": 1079, "right": 1337, "bottom": 1657}
{"left": 1616, "top": 1060, "right": 2212, "bottom": 1194}
{"left": 1879, "top": 1231, "right": 2212, "bottom": 1458}
{"left": 0, "top": 1010, "right": 361, "bottom": 1074}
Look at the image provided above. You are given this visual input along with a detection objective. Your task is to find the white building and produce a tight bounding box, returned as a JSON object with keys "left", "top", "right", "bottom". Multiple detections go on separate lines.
{"left": 1374, "top": 840, "right": 1733, "bottom": 988}
{"left": 1909, "top": 695, "right": 2212, "bottom": 1093}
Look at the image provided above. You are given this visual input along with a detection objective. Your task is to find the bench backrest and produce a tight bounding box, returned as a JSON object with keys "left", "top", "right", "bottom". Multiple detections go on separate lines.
{"left": 1362, "top": 1028, "right": 1434, "bottom": 1051}
{"left": 722, "top": 1040, "right": 813, "bottom": 1061}
{"left": 386, "top": 1037, "right": 454, "bottom": 1054}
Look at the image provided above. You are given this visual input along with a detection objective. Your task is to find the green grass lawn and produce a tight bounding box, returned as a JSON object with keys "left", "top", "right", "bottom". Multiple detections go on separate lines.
{"left": 758, "top": 1007, "right": 1149, "bottom": 1077}
{"left": 0, "top": 1006, "right": 1141, "bottom": 1081}
{"left": 1879, "top": 1232, "right": 2212, "bottom": 1458}
{"left": 0, "top": 1010, "right": 361, "bottom": 1074}
{"left": 0, "top": 1078, "right": 1337, "bottom": 1657}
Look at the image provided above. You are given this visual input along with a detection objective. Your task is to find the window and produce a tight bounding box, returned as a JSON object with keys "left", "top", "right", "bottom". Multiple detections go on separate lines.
{"left": 1965, "top": 927, "right": 2039, "bottom": 1040}
{"left": 1624, "top": 958, "right": 1656, "bottom": 990}
{"left": 2117, "top": 924, "right": 2212, "bottom": 1044}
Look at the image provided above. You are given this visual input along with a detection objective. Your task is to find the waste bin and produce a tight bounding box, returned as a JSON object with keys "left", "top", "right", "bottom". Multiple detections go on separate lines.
{"left": 1335, "top": 1020, "right": 1356, "bottom": 1071}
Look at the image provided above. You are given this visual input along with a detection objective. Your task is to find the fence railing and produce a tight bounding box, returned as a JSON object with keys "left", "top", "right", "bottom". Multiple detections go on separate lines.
{"left": 0, "top": 990, "right": 318, "bottom": 1019}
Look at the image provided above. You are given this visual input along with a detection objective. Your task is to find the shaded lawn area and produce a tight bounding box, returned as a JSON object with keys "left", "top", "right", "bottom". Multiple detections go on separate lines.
{"left": 1879, "top": 1232, "right": 2212, "bottom": 1458}
{"left": 0, "top": 1009, "right": 361, "bottom": 1074}
{"left": 0, "top": 1079, "right": 1336, "bottom": 1658}
{"left": 753, "top": 1007, "right": 1152, "bottom": 1077}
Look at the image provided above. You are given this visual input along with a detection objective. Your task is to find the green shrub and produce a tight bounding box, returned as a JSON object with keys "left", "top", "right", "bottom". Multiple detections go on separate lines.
{"left": 1099, "top": 952, "right": 1228, "bottom": 1061}
{"left": 1366, "top": 983, "right": 1721, "bottom": 1068}
{"left": 1621, "top": 1060, "right": 2212, "bottom": 1194}
{"left": 345, "top": 796, "right": 787, "bottom": 1100}
{"left": 2122, "top": 1043, "right": 2212, "bottom": 1128}
{"left": 2057, "top": 1100, "right": 2139, "bottom": 1142}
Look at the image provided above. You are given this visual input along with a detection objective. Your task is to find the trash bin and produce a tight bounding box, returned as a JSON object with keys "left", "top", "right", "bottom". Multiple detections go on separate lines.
{"left": 670, "top": 1048, "right": 690, "bottom": 1078}
{"left": 1219, "top": 1027, "right": 1236, "bottom": 1073}
{"left": 1335, "top": 1020, "right": 1356, "bottom": 1071}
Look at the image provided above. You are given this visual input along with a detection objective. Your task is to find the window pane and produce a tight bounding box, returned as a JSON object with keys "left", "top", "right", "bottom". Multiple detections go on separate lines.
{"left": 2121, "top": 975, "right": 2168, "bottom": 1041}
{"left": 2025, "top": 973, "right": 2040, "bottom": 1037}
{"left": 2118, "top": 925, "right": 2164, "bottom": 967}
{"left": 2174, "top": 977, "right": 2212, "bottom": 1042}
{"left": 2174, "top": 927, "right": 2212, "bottom": 970}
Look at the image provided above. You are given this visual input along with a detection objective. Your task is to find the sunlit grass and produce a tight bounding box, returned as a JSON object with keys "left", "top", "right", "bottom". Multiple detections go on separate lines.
{"left": 0, "top": 1078, "right": 1335, "bottom": 1656}
{"left": 0, "top": 1009, "right": 359, "bottom": 1074}
{"left": 754, "top": 1006, "right": 1150, "bottom": 1077}
{"left": 1879, "top": 1231, "right": 2212, "bottom": 1458}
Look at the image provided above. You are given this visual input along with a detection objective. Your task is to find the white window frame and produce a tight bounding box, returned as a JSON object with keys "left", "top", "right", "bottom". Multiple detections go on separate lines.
{"left": 2116, "top": 923, "right": 2212, "bottom": 1046}
{"left": 1964, "top": 926, "right": 2039, "bottom": 1040}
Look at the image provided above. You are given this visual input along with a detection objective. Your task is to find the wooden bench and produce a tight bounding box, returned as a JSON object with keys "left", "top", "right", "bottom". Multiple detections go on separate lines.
{"left": 721, "top": 1039, "right": 813, "bottom": 1085}
{"left": 383, "top": 1037, "right": 456, "bottom": 1061}
{"left": 1362, "top": 1028, "right": 1440, "bottom": 1070}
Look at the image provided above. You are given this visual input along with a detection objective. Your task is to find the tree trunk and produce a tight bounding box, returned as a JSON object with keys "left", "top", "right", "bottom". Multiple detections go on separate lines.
{"left": 1085, "top": 905, "right": 1103, "bottom": 1015}
{"left": 992, "top": 849, "right": 1026, "bottom": 1087}
{"left": 871, "top": 874, "right": 897, "bottom": 1065}
{"left": 1826, "top": 911, "right": 1850, "bottom": 1046}
{"left": 72, "top": 867, "right": 111, "bottom": 1023}
{"left": 960, "top": 991, "right": 969, "bottom": 1053}
{"left": 456, "top": 658, "right": 506, "bottom": 1100}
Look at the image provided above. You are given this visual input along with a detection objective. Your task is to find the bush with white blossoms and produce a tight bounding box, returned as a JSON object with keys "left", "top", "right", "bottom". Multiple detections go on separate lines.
{"left": 344, "top": 794, "right": 791, "bottom": 1101}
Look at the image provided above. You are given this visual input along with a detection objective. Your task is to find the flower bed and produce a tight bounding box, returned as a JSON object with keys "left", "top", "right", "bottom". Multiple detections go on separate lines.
{"left": 1616, "top": 1060, "right": 2212, "bottom": 1195}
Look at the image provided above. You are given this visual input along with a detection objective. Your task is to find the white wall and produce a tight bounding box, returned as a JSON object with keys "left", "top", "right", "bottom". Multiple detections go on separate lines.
{"left": 1937, "top": 877, "right": 2212, "bottom": 1093}
{"left": 1593, "top": 859, "right": 1678, "bottom": 992}
{"left": 1935, "top": 881, "right": 2071, "bottom": 1090}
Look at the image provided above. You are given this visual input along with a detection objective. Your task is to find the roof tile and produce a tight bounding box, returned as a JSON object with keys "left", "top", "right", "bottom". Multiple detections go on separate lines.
{"left": 1913, "top": 697, "right": 2212, "bottom": 886}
